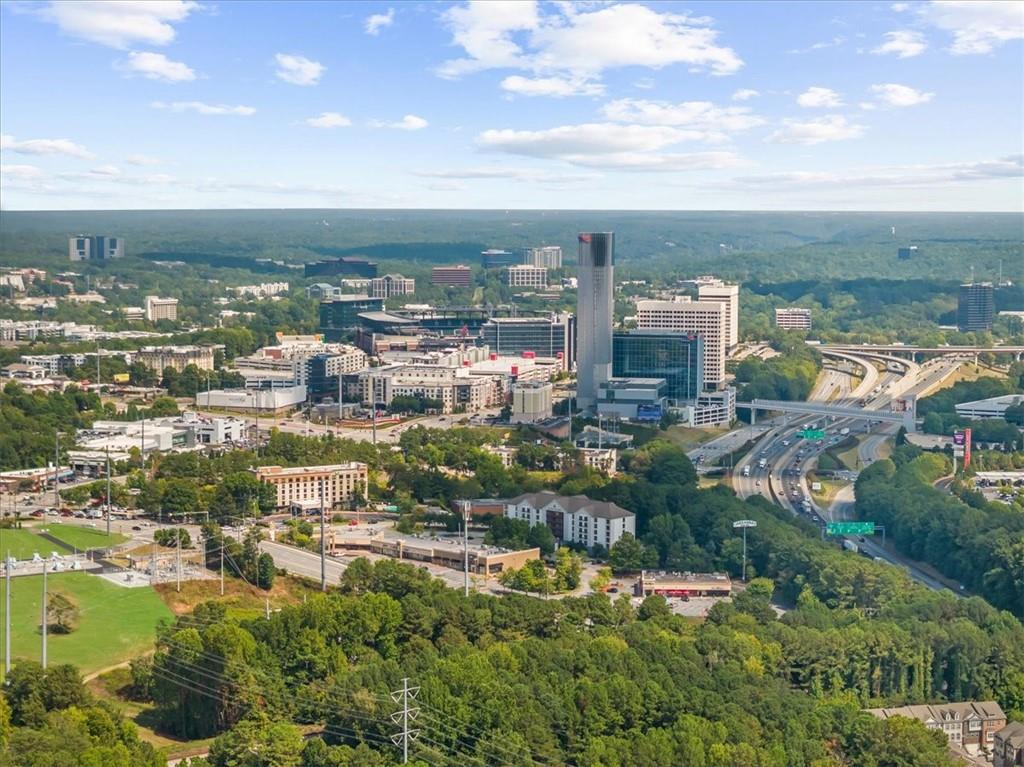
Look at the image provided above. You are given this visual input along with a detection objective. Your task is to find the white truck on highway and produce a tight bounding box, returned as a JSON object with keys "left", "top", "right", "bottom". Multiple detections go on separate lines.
{"left": 757, "top": 458, "right": 767, "bottom": 470}
{"left": 742, "top": 465, "right": 751, "bottom": 477}
{"left": 842, "top": 540, "right": 859, "bottom": 554}
{"left": 840, "top": 427, "right": 850, "bottom": 436}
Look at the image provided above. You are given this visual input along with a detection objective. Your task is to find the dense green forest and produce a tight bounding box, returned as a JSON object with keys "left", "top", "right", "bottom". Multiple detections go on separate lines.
{"left": 855, "top": 444, "right": 1024, "bottom": 617}
{"left": 915, "top": 372, "right": 1024, "bottom": 446}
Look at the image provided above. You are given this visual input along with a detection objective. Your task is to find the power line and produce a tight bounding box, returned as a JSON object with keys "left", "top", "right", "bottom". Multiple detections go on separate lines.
{"left": 390, "top": 677, "right": 420, "bottom": 764}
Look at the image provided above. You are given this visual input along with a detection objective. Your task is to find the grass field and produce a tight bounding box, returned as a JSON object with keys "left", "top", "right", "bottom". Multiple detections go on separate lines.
{"left": 41, "top": 523, "right": 127, "bottom": 552}
{"left": 664, "top": 425, "right": 726, "bottom": 451}
{"left": 0, "top": 572, "right": 171, "bottom": 678}
{"left": 0, "top": 528, "right": 68, "bottom": 560}
{"left": 154, "top": 574, "right": 321, "bottom": 620}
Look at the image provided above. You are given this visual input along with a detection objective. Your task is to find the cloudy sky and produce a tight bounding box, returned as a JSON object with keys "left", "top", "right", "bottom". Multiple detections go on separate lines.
{"left": 1, "top": 0, "right": 1022, "bottom": 210}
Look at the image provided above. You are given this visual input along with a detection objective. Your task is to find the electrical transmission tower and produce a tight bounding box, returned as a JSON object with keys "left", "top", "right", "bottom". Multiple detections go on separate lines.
{"left": 390, "top": 677, "right": 420, "bottom": 764}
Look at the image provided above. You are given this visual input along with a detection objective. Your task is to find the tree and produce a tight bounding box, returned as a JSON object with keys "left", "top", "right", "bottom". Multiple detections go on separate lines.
{"left": 161, "top": 479, "right": 199, "bottom": 521}
{"left": 609, "top": 533, "right": 658, "bottom": 573}
{"left": 46, "top": 593, "right": 79, "bottom": 634}
{"left": 207, "top": 713, "right": 303, "bottom": 767}
{"left": 257, "top": 552, "right": 276, "bottom": 591}
{"left": 155, "top": 527, "right": 192, "bottom": 549}
{"left": 553, "top": 547, "right": 583, "bottom": 591}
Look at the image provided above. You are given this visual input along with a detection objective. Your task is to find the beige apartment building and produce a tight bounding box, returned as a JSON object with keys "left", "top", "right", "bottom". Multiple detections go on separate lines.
{"left": 636, "top": 298, "right": 726, "bottom": 389}
{"left": 697, "top": 281, "right": 740, "bottom": 351}
{"left": 145, "top": 295, "right": 179, "bottom": 322}
{"left": 134, "top": 344, "right": 219, "bottom": 372}
{"left": 256, "top": 463, "right": 369, "bottom": 509}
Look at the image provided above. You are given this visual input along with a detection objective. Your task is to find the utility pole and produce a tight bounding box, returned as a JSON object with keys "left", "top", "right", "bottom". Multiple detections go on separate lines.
{"left": 53, "top": 432, "right": 60, "bottom": 515}
{"left": 5, "top": 550, "right": 11, "bottom": 677}
{"left": 105, "top": 445, "right": 112, "bottom": 537}
{"left": 265, "top": 597, "right": 270, "bottom": 620}
{"left": 96, "top": 339, "right": 101, "bottom": 389}
{"left": 41, "top": 564, "right": 48, "bottom": 669}
{"left": 390, "top": 677, "right": 420, "bottom": 764}
{"left": 176, "top": 531, "right": 181, "bottom": 593}
{"left": 459, "top": 501, "right": 470, "bottom": 597}
{"left": 319, "top": 478, "right": 326, "bottom": 592}
{"left": 220, "top": 544, "right": 225, "bottom": 596}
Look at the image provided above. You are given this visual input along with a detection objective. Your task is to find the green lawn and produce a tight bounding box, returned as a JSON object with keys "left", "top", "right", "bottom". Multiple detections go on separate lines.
{"left": 0, "top": 528, "right": 70, "bottom": 560}
{"left": 41, "top": 523, "right": 128, "bottom": 552}
{"left": 0, "top": 572, "right": 171, "bottom": 678}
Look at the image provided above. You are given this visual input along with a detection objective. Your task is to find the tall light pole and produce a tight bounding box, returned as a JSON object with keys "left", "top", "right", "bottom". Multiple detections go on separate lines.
{"left": 41, "top": 563, "right": 48, "bottom": 669}
{"left": 732, "top": 519, "right": 757, "bottom": 583}
{"left": 105, "top": 445, "right": 112, "bottom": 537}
{"left": 319, "top": 477, "right": 327, "bottom": 592}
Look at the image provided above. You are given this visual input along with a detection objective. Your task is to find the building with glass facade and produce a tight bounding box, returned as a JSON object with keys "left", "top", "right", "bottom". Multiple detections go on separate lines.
{"left": 958, "top": 282, "right": 995, "bottom": 332}
{"left": 319, "top": 295, "right": 385, "bottom": 341}
{"left": 480, "top": 313, "right": 576, "bottom": 367}
{"left": 612, "top": 330, "right": 703, "bottom": 402}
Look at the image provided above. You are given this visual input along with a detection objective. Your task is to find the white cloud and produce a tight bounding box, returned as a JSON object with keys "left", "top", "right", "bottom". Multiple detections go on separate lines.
{"left": 438, "top": 1, "right": 742, "bottom": 95}
{"left": 36, "top": 0, "right": 198, "bottom": 49}
{"left": 413, "top": 166, "right": 598, "bottom": 183}
{"left": 151, "top": 101, "right": 256, "bottom": 116}
{"left": 274, "top": 53, "right": 325, "bottom": 86}
{"left": 122, "top": 51, "right": 196, "bottom": 82}
{"left": 88, "top": 164, "right": 122, "bottom": 177}
{"left": 870, "top": 82, "right": 934, "bottom": 106}
{"left": 787, "top": 35, "right": 845, "bottom": 54}
{"left": 305, "top": 112, "right": 352, "bottom": 129}
{"left": 891, "top": 3, "right": 910, "bottom": 12}
{"left": 370, "top": 114, "right": 429, "bottom": 130}
{"left": 765, "top": 115, "right": 865, "bottom": 145}
{"left": 501, "top": 75, "right": 604, "bottom": 97}
{"left": 872, "top": 30, "right": 928, "bottom": 57}
{"left": 600, "top": 98, "right": 764, "bottom": 141}
{"left": 919, "top": 1, "right": 1024, "bottom": 55}
{"left": 476, "top": 121, "right": 744, "bottom": 171}
{"left": 365, "top": 8, "right": 395, "bottom": 35}
{"left": 126, "top": 154, "right": 162, "bottom": 166}
{"left": 797, "top": 86, "right": 844, "bottom": 108}
{"left": 734, "top": 154, "right": 1022, "bottom": 187}
{"left": 0, "top": 164, "right": 46, "bottom": 180}
{"left": 0, "top": 134, "right": 95, "bottom": 159}
{"left": 732, "top": 88, "right": 759, "bottom": 101}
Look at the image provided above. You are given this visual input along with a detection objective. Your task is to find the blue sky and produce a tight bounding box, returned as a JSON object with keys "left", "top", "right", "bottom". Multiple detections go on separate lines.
{"left": 1, "top": 0, "right": 1022, "bottom": 211}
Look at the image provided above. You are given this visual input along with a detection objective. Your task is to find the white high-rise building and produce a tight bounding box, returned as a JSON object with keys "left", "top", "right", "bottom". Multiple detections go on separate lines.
{"left": 506, "top": 265, "right": 548, "bottom": 288}
{"left": 576, "top": 232, "right": 614, "bottom": 410}
{"left": 636, "top": 298, "right": 726, "bottom": 389}
{"left": 523, "top": 246, "right": 563, "bottom": 269}
{"left": 698, "top": 281, "right": 740, "bottom": 352}
{"left": 144, "top": 295, "right": 179, "bottom": 322}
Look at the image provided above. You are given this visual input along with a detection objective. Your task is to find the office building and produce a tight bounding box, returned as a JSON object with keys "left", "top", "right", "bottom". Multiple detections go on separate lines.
{"left": 774, "top": 307, "right": 812, "bottom": 330}
{"left": 523, "top": 246, "right": 563, "bottom": 269}
{"left": 681, "top": 387, "right": 736, "bottom": 428}
{"left": 954, "top": 394, "right": 1024, "bottom": 420}
{"left": 897, "top": 246, "right": 920, "bottom": 259}
{"left": 504, "top": 490, "right": 635, "bottom": 549}
{"left": 576, "top": 232, "right": 615, "bottom": 410}
{"left": 256, "top": 463, "right": 368, "bottom": 510}
{"left": 506, "top": 265, "right": 548, "bottom": 289}
{"left": 867, "top": 702, "right": 1006, "bottom": 752}
{"left": 305, "top": 283, "right": 343, "bottom": 300}
{"left": 958, "top": 282, "right": 995, "bottom": 332}
{"left": 431, "top": 265, "right": 473, "bottom": 286}
{"left": 144, "top": 295, "right": 178, "bottom": 322}
{"left": 230, "top": 282, "right": 289, "bottom": 298}
{"left": 319, "top": 295, "right": 385, "bottom": 341}
{"left": 195, "top": 385, "right": 307, "bottom": 414}
{"left": 481, "top": 249, "right": 519, "bottom": 269}
{"left": 480, "top": 314, "right": 575, "bottom": 368}
{"left": 613, "top": 330, "right": 703, "bottom": 402}
{"left": 369, "top": 274, "right": 415, "bottom": 299}
{"left": 511, "top": 381, "right": 553, "bottom": 424}
{"left": 597, "top": 377, "right": 667, "bottom": 422}
{"left": 636, "top": 298, "right": 726, "bottom": 389}
{"left": 697, "top": 281, "right": 740, "bottom": 351}
{"left": 69, "top": 235, "right": 123, "bottom": 261}
{"left": 304, "top": 256, "right": 378, "bottom": 278}
{"left": 20, "top": 353, "right": 87, "bottom": 376}
{"left": 135, "top": 345, "right": 218, "bottom": 372}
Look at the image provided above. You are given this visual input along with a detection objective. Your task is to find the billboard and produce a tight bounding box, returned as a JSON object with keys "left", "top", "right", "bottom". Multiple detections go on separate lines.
{"left": 636, "top": 404, "right": 663, "bottom": 422}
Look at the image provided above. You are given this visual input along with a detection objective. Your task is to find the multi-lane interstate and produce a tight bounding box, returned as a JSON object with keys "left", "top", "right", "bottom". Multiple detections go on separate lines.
{"left": 717, "top": 350, "right": 967, "bottom": 593}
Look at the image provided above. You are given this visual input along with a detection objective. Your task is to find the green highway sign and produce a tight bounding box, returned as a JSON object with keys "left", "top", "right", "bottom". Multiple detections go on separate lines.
{"left": 826, "top": 521, "right": 876, "bottom": 536}
{"left": 798, "top": 429, "right": 826, "bottom": 440}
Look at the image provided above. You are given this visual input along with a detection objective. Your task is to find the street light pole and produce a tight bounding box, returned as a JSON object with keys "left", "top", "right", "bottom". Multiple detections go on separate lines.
{"left": 105, "top": 445, "right": 111, "bottom": 537}
{"left": 732, "top": 519, "right": 757, "bottom": 583}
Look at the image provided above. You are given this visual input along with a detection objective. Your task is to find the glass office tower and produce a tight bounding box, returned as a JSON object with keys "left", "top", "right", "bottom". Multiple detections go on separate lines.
{"left": 576, "top": 232, "right": 614, "bottom": 410}
{"left": 613, "top": 330, "right": 704, "bottom": 402}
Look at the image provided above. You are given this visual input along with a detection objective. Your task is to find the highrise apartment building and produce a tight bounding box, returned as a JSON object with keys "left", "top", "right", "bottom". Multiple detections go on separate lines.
{"left": 523, "top": 246, "right": 563, "bottom": 269}
{"left": 697, "top": 281, "right": 740, "bottom": 351}
{"left": 69, "top": 235, "right": 123, "bottom": 261}
{"left": 144, "top": 295, "right": 178, "bottom": 322}
{"left": 958, "top": 282, "right": 995, "bottom": 332}
{"left": 576, "top": 232, "right": 614, "bottom": 410}
{"left": 636, "top": 298, "right": 726, "bottom": 389}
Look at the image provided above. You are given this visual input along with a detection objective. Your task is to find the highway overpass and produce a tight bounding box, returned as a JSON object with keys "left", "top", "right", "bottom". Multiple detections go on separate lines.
{"left": 817, "top": 343, "right": 1024, "bottom": 360}
{"left": 737, "top": 398, "right": 917, "bottom": 431}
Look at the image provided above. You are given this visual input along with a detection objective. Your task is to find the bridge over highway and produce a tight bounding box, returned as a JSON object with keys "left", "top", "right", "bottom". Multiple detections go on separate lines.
{"left": 817, "top": 343, "right": 1024, "bottom": 359}
{"left": 737, "top": 398, "right": 917, "bottom": 431}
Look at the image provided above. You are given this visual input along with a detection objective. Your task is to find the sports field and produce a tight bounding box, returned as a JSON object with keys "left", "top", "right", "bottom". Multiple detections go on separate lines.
{"left": 0, "top": 572, "right": 171, "bottom": 677}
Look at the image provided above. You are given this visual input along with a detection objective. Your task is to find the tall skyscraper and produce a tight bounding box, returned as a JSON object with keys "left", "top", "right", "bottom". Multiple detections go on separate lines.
{"left": 69, "top": 235, "right": 123, "bottom": 261}
{"left": 958, "top": 282, "right": 995, "bottom": 332}
{"left": 576, "top": 232, "right": 614, "bottom": 410}
{"left": 697, "top": 281, "right": 739, "bottom": 351}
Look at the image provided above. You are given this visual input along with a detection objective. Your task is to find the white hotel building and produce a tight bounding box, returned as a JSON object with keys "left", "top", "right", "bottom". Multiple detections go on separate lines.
{"left": 504, "top": 491, "right": 635, "bottom": 550}
{"left": 636, "top": 298, "right": 727, "bottom": 389}
{"left": 255, "top": 463, "right": 369, "bottom": 509}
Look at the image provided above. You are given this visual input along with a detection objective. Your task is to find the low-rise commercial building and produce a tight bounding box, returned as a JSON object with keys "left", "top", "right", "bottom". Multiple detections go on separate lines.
{"left": 305, "top": 283, "right": 344, "bottom": 300}
{"left": 774, "top": 307, "right": 812, "bottom": 330}
{"left": 511, "top": 381, "right": 553, "bottom": 423}
{"left": 504, "top": 490, "right": 635, "bottom": 549}
{"left": 480, "top": 314, "right": 575, "bottom": 368}
{"left": 506, "top": 265, "right": 548, "bottom": 289}
{"left": 195, "top": 385, "right": 307, "bottom": 414}
{"left": 866, "top": 702, "right": 1006, "bottom": 752}
{"left": 230, "top": 282, "right": 289, "bottom": 298}
{"left": 19, "top": 353, "right": 87, "bottom": 376}
{"left": 954, "top": 395, "right": 1024, "bottom": 420}
{"left": 431, "top": 265, "right": 472, "bottom": 286}
{"left": 597, "top": 377, "right": 667, "bottom": 422}
{"left": 575, "top": 447, "right": 618, "bottom": 475}
{"left": 481, "top": 249, "right": 519, "bottom": 269}
{"left": 256, "top": 463, "right": 368, "bottom": 509}
{"left": 634, "top": 571, "right": 733, "bottom": 597}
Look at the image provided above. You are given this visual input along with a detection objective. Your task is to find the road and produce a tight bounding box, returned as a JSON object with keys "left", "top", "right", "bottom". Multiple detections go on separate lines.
{"left": 726, "top": 350, "right": 967, "bottom": 594}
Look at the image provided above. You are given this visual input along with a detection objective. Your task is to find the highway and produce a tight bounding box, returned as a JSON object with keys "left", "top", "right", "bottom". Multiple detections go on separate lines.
{"left": 727, "top": 350, "right": 966, "bottom": 593}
